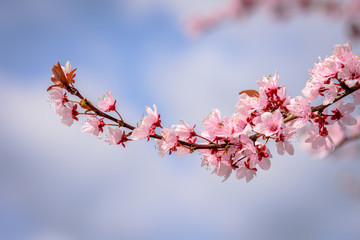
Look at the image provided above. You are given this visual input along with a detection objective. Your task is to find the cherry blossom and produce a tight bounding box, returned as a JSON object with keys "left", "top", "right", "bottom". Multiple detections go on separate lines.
{"left": 57, "top": 102, "right": 78, "bottom": 127}
{"left": 155, "top": 128, "right": 178, "bottom": 157}
{"left": 172, "top": 120, "right": 196, "bottom": 140}
{"left": 329, "top": 100, "right": 357, "bottom": 127}
{"left": 81, "top": 116, "right": 105, "bottom": 138}
{"left": 48, "top": 42, "right": 360, "bottom": 182}
{"left": 185, "top": 0, "right": 360, "bottom": 40}
{"left": 253, "top": 110, "right": 283, "bottom": 137}
{"left": 98, "top": 92, "right": 116, "bottom": 112}
{"left": 131, "top": 104, "right": 161, "bottom": 140}
{"left": 287, "top": 96, "right": 311, "bottom": 128}
{"left": 236, "top": 162, "right": 257, "bottom": 183}
{"left": 106, "top": 127, "right": 129, "bottom": 147}
{"left": 275, "top": 124, "right": 296, "bottom": 155}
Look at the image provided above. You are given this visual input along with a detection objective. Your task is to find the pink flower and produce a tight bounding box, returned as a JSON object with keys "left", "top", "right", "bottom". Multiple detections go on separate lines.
{"left": 302, "top": 79, "right": 320, "bottom": 102}
{"left": 106, "top": 127, "right": 129, "bottom": 147}
{"left": 287, "top": 96, "right": 311, "bottom": 128}
{"left": 329, "top": 100, "right": 357, "bottom": 127}
{"left": 131, "top": 104, "right": 161, "bottom": 140}
{"left": 155, "top": 128, "right": 178, "bottom": 157}
{"left": 212, "top": 160, "right": 233, "bottom": 182}
{"left": 201, "top": 109, "right": 233, "bottom": 140}
{"left": 235, "top": 92, "right": 259, "bottom": 118}
{"left": 309, "top": 56, "right": 340, "bottom": 81}
{"left": 303, "top": 55, "right": 342, "bottom": 105}
{"left": 302, "top": 123, "right": 345, "bottom": 159}
{"left": 57, "top": 102, "right": 78, "bottom": 127}
{"left": 333, "top": 42, "right": 353, "bottom": 64}
{"left": 98, "top": 92, "right": 116, "bottom": 112}
{"left": 49, "top": 86, "right": 63, "bottom": 103}
{"left": 81, "top": 116, "right": 105, "bottom": 138}
{"left": 49, "top": 87, "right": 69, "bottom": 115}
{"left": 236, "top": 162, "right": 257, "bottom": 183}
{"left": 253, "top": 110, "right": 283, "bottom": 137}
{"left": 305, "top": 124, "right": 335, "bottom": 152}
{"left": 250, "top": 142, "right": 272, "bottom": 170}
{"left": 257, "top": 71, "right": 279, "bottom": 90}
{"left": 275, "top": 125, "right": 296, "bottom": 155}
{"left": 202, "top": 109, "right": 222, "bottom": 130}
{"left": 199, "top": 149, "right": 220, "bottom": 168}
{"left": 176, "top": 146, "right": 191, "bottom": 157}
{"left": 230, "top": 113, "right": 252, "bottom": 137}
{"left": 172, "top": 120, "right": 196, "bottom": 140}
{"left": 62, "top": 61, "right": 72, "bottom": 73}
{"left": 338, "top": 55, "right": 360, "bottom": 88}
{"left": 323, "top": 81, "right": 338, "bottom": 105}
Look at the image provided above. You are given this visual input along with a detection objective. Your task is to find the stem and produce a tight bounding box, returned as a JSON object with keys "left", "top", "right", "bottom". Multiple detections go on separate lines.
{"left": 64, "top": 82, "right": 360, "bottom": 151}
{"left": 115, "top": 110, "right": 124, "bottom": 122}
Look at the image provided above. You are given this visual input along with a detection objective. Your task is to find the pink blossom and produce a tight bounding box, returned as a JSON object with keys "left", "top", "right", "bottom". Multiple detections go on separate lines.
{"left": 57, "top": 102, "right": 78, "bottom": 127}
{"left": 309, "top": 56, "right": 340, "bottom": 81}
{"left": 236, "top": 162, "right": 257, "bottom": 183}
{"left": 131, "top": 104, "right": 161, "bottom": 140}
{"left": 275, "top": 125, "right": 296, "bottom": 155}
{"left": 202, "top": 109, "right": 222, "bottom": 130}
{"left": 257, "top": 71, "right": 279, "bottom": 90}
{"left": 329, "top": 100, "right": 357, "bottom": 127}
{"left": 302, "top": 79, "right": 320, "bottom": 102}
{"left": 155, "top": 128, "right": 178, "bottom": 157}
{"left": 305, "top": 124, "right": 335, "bottom": 152}
{"left": 323, "top": 81, "right": 338, "bottom": 105}
{"left": 200, "top": 149, "right": 234, "bottom": 181}
{"left": 199, "top": 149, "right": 220, "bottom": 168}
{"left": 235, "top": 93, "right": 260, "bottom": 118}
{"left": 339, "top": 55, "right": 360, "bottom": 88}
{"left": 172, "top": 120, "right": 196, "bottom": 140}
{"left": 49, "top": 86, "right": 63, "bottom": 103}
{"left": 333, "top": 42, "right": 353, "bottom": 64}
{"left": 81, "top": 116, "right": 105, "bottom": 138}
{"left": 303, "top": 55, "right": 341, "bottom": 104}
{"left": 63, "top": 61, "right": 74, "bottom": 75}
{"left": 253, "top": 110, "right": 283, "bottom": 137}
{"left": 176, "top": 146, "right": 191, "bottom": 157}
{"left": 106, "top": 127, "right": 129, "bottom": 147}
{"left": 287, "top": 96, "right": 311, "bottom": 128}
{"left": 230, "top": 113, "right": 252, "bottom": 136}
{"left": 212, "top": 160, "right": 233, "bottom": 182}
{"left": 302, "top": 123, "right": 345, "bottom": 159}
{"left": 49, "top": 87, "right": 69, "bottom": 115}
{"left": 98, "top": 92, "right": 116, "bottom": 112}
{"left": 201, "top": 109, "right": 233, "bottom": 140}
{"left": 250, "top": 142, "right": 272, "bottom": 170}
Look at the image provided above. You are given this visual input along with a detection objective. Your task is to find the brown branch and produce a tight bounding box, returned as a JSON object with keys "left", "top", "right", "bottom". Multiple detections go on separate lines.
{"left": 65, "top": 85, "right": 225, "bottom": 150}
{"left": 64, "top": 82, "right": 360, "bottom": 151}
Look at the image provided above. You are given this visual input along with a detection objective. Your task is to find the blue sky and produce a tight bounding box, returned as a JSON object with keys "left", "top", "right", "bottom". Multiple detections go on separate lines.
{"left": 1, "top": 0, "right": 360, "bottom": 239}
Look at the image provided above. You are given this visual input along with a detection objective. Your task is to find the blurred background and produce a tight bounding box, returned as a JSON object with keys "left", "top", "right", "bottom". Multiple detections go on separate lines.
{"left": 1, "top": 0, "right": 360, "bottom": 239}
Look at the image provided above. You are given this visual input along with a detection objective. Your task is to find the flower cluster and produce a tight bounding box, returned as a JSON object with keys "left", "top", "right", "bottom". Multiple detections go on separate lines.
{"left": 187, "top": 0, "right": 360, "bottom": 39}
{"left": 48, "top": 42, "right": 360, "bottom": 182}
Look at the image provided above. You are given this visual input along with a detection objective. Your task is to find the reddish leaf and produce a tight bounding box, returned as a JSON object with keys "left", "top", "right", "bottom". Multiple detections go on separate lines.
{"left": 239, "top": 90, "right": 260, "bottom": 98}
{"left": 66, "top": 68, "right": 77, "bottom": 85}
{"left": 51, "top": 62, "right": 67, "bottom": 87}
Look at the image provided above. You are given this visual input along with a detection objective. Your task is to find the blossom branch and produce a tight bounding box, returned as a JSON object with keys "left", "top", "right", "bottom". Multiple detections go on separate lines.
{"left": 48, "top": 41, "right": 360, "bottom": 182}
{"left": 186, "top": 0, "right": 360, "bottom": 39}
